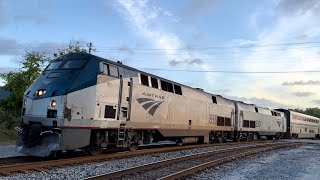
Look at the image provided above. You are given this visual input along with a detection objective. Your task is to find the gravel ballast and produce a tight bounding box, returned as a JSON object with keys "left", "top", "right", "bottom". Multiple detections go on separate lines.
{"left": 1, "top": 143, "right": 256, "bottom": 180}
{"left": 192, "top": 141, "right": 320, "bottom": 180}
{"left": 0, "top": 145, "right": 23, "bottom": 158}
{"left": 3, "top": 140, "right": 319, "bottom": 180}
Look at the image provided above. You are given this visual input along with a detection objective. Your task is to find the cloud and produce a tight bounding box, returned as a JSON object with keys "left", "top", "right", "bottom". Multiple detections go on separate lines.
{"left": 117, "top": 45, "right": 134, "bottom": 54}
{"left": 194, "top": 31, "right": 206, "bottom": 40}
{"left": 0, "top": 37, "right": 25, "bottom": 55}
{"left": 226, "top": 0, "right": 320, "bottom": 108}
{"left": 212, "top": 88, "right": 231, "bottom": 95}
{"left": 292, "top": 92, "right": 315, "bottom": 97}
{"left": 0, "top": 0, "right": 51, "bottom": 26}
{"left": 0, "top": 37, "right": 87, "bottom": 59}
{"left": 182, "top": 0, "right": 217, "bottom": 21}
{"left": 169, "top": 58, "right": 203, "bottom": 66}
{"left": 0, "top": 1, "right": 6, "bottom": 26}
{"left": 116, "top": 0, "right": 181, "bottom": 58}
{"left": 116, "top": 0, "right": 216, "bottom": 85}
{"left": 183, "top": 81, "right": 196, "bottom": 87}
{"left": 14, "top": 12, "right": 46, "bottom": 24}
{"left": 276, "top": 0, "right": 320, "bottom": 16}
{"left": 282, "top": 80, "right": 320, "bottom": 86}
{"left": 312, "top": 100, "right": 320, "bottom": 105}
{"left": 227, "top": 96, "right": 288, "bottom": 109}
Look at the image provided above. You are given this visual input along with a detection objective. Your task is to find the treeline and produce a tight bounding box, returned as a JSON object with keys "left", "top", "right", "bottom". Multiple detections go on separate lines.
{"left": 292, "top": 108, "right": 320, "bottom": 118}
{"left": 0, "top": 42, "right": 86, "bottom": 143}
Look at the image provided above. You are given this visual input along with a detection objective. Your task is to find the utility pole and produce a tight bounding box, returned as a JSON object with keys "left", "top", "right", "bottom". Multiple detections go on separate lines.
{"left": 87, "top": 42, "right": 93, "bottom": 54}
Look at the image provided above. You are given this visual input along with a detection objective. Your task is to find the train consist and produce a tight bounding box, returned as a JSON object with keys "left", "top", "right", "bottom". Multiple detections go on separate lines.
{"left": 16, "top": 53, "right": 320, "bottom": 157}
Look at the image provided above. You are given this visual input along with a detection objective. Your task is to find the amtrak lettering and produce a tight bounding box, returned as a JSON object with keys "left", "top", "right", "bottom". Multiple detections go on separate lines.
{"left": 137, "top": 96, "right": 164, "bottom": 116}
{"left": 142, "top": 92, "right": 165, "bottom": 100}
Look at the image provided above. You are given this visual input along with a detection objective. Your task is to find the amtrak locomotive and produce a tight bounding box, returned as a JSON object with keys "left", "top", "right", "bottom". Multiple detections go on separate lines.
{"left": 16, "top": 53, "right": 320, "bottom": 157}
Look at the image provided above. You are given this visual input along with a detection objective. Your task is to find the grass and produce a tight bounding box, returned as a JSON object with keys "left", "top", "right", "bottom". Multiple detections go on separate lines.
{"left": 0, "top": 127, "right": 18, "bottom": 146}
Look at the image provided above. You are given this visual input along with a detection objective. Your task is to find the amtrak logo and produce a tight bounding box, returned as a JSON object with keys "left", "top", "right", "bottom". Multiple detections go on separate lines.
{"left": 277, "top": 121, "right": 281, "bottom": 127}
{"left": 137, "top": 98, "right": 163, "bottom": 116}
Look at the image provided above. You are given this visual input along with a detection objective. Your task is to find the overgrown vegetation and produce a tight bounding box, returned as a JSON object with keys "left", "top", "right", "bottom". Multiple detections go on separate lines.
{"left": 0, "top": 109, "right": 20, "bottom": 145}
{"left": 0, "top": 41, "right": 86, "bottom": 145}
{"left": 293, "top": 108, "right": 320, "bottom": 118}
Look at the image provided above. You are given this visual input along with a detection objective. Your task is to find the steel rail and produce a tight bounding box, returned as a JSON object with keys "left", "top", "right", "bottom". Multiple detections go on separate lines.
{"left": 84, "top": 142, "right": 296, "bottom": 180}
{"left": 0, "top": 156, "right": 44, "bottom": 167}
{"left": 0, "top": 140, "right": 270, "bottom": 175}
{"left": 159, "top": 143, "right": 298, "bottom": 180}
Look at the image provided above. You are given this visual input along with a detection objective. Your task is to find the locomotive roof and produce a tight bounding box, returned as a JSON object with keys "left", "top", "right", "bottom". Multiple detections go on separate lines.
{"left": 52, "top": 53, "right": 235, "bottom": 102}
{"left": 236, "top": 100, "right": 283, "bottom": 113}
{"left": 289, "top": 110, "right": 320, "bottom": 119}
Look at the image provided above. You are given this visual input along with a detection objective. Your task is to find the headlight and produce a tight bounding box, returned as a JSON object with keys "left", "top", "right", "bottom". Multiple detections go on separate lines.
{"left": 24, "top": 100, "right": 26, "bottom": 105}
{"left": 36, "top": 89, "right": 46, "bottom": 96}
{"left": 50, "top": 100, "right": 57, "bottom": 107}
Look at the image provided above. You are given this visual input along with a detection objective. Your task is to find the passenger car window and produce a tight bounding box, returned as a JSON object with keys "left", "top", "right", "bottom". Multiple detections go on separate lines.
{"left": 161, "top": 80, "right": 174, "bottom": 93}
{"left": 174, "top": 85, "right": 182, "bottom": 95}
{"left": 151, "top": 77, "right": 158, "bottom": 88}
{"left": 46, "top": 61, "right": 63, "bottom": 70}
{"left": 161, "top": 80, "right": 168, "bottom": 91}
{"left": 140, "top": 74, "right": 149, "bottom": 86}
{"left": 61, "top": 60, "right": 87, "bottom": 69}
{"left": 212, "top": 96, "right": 217, "bottom": 104}
{"left": 167, "top": 82, "right": 174, "bottom": 93}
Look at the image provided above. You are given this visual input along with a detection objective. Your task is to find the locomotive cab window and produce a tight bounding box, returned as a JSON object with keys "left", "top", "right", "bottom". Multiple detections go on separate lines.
{"left": 174, "top": 85, "right": 182, "bottom": 95}
{"left": 255, "top": 107, "right": 259, "bottom": 113}
{"left": 109, "top": 64, "right": 119, "bottom": 77}
{"left": 140, "top": 74, "right": 149, "bottom": 86}
{"left": 103, "top": 64, "right": 119, "bottom": 77}
{"left": 151, "top": 77, "right": 158, "bottom": 88}
{"left": 46, "top": 61, "right": 64, "bottom": 70}
{"left": 61, "top": 60, "right": 87, "bottom": 69}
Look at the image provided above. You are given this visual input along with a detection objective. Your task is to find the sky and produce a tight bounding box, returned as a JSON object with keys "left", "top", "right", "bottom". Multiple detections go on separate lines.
{"left": 0, "top": 0, "right": 320, "bottom": 109}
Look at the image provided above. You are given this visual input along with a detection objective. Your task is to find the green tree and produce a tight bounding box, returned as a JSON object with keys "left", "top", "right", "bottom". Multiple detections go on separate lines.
{"left": 54, "top": 41, "right": 87, "bottom": 58}
{"left": 293, "top": 107, "right": 320, "bottom": 118}
{"left": 305, "top": 107, "right": 320, "bottom": 118}
{"left": 0, "top": 51, "right": 48, "bottom": 116}
{"left": 0, "top": 41, "right": 87, "bottom": 116}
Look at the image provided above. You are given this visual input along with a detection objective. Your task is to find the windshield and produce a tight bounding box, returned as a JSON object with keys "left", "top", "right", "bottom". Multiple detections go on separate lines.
{"left": 61, "top": 60, "right": 87, "bottom": 69}
{"left": 46, "top": 61, "right": 63, "bottom": 70}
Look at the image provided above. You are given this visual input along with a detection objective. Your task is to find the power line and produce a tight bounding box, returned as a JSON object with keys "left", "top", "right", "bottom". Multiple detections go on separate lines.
{"left": 138, "top": 68, "right": 320, "bottom": 74}
{"left": 95, "top": 41, "right": 320, "bottom": 50}
{"left": 95, "top": 45, "right": 320, "bottom": 55}
{"left": 1, "top": 41, "right": 320, "bottom": 55}
{"left": 1, "top": 67, "right": 320, "bottom": 74}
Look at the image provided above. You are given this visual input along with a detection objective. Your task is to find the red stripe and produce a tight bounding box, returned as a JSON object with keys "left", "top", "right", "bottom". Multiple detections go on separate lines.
{"left": 63, "top": 126, "right": 231, "bottom": 131}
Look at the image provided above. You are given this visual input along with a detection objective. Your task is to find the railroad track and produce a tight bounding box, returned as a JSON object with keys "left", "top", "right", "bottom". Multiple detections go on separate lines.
{"left": 0, "top": 140, "right": 277, "bottom": 176}
{"left": 0, "top": 156, "right": 45, "bottom": 167}
{"left": 85, "top": 142, "right": 299, "bottom": 180}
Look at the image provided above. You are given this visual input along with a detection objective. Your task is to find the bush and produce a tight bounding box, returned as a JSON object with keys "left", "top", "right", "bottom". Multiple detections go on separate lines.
{"left": 0, "top": 109, "right": 20, "bottom": 145}
{"left": 0, "top": 109, "right": 20, "bottom": 129}
{"left": 0, "top": 124, "right": 18, "bottom": 145}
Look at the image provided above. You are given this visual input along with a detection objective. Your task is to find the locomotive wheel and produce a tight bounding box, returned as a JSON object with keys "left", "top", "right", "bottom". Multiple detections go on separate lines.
{"left": 129, "top": 143, "right": 139, "bottom": 151}
{"left": 89, "top": 144, "right": 102, "bottom": 155}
